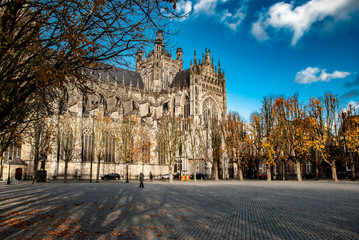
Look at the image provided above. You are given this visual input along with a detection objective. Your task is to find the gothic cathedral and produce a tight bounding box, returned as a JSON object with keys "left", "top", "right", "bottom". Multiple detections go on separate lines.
{"left": 2, "top": 31, "right": 227, "bottom": 181}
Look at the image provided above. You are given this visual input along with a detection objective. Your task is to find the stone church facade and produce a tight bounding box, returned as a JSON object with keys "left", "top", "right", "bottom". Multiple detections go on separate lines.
{"left": 1, "top": 31, "right": 227, "bottom": 181}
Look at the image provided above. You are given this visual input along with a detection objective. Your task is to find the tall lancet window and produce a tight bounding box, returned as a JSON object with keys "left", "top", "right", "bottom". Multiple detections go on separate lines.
{"left": 184, "top": 95, "right": 190, "bottom": 118}
{"left": 164, "top": 73, "right": 168, "bottom": 90}
{"left": 82, "top": 127, "right": 93, "bottom": 162}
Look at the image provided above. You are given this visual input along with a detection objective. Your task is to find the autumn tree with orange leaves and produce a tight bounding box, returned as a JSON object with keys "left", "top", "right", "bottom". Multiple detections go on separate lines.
{"left": 340, "top": 103, "right": 359, "bottom": 181}
{"left": 307, "top": 97, "right": 325, "bottom": 180}
{"left": 272, "top": 94, "right": 313, "bottom": 182}
{"left": 317, "top": 93, "right": 342, "bottom": 182}
{"left": 223, "top": 112, "right": 249, "bottom": 181}
{"left": 248, "top": 112, "right": 264, "bottom": 180}
{"left": 261, "top": 96, "right": 279, "bottom": 181}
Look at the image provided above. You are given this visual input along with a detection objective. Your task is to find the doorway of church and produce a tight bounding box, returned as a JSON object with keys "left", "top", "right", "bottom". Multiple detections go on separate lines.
{"left": 15, "top": 168, "right": 22, "bottom": 180}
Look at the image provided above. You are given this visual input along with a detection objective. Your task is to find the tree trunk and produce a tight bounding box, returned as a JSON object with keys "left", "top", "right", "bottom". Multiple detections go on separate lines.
{"left": 296, "top": 161, "right": 302, "bottom": 182}
{"left": 213, "top": 161, "right": 219, "bottom": 181}
{"left": 223, "top": 158, "right": 228, "bottom": 180}
{"left": 32, "top": 150, "right": 40, "bottom": 184}
{"left": 0, "top": 151, "right": 3, "bottom": 180}
{"left": 349, "top": 153, "right": 356, "bottom": 181}
{"left": 126, "top": 163, "right": 129, "bottom": 183}
{"left": 89, "top": 156, "right": 93, "bottom": 183}
{"left": 169, "top": 165, "right": 173, "bottom": 183}
{"left": 96, "top": 156, "right": 101, "bottom": 183}
{"left": 266, "top": 165, "right": 271, "bottom": 181}
{"left": 64, "top": 161, "right": 68, "bottom": 182}
{"left": 282, "top": 161, "right": 286, "bottom": 181}
{"left": 238, "top": 164, "right": 244, "bottom": 181}
{"left": 56, "top": 114, "right": 61, "bottom": 180}
{"left": 351, "top": 161, "right": 356, "bottom": 181}
{"left": 331, "top": 163, "right": 338, "bottom": 182}
{"left": 315, "top": 149, "right": 319, "bottom": 181}
{"left": 315, "top": 165, "right": 319, "bottom": 180}
{"left": 193, "top": 165, "right": 197, "bottom": 182}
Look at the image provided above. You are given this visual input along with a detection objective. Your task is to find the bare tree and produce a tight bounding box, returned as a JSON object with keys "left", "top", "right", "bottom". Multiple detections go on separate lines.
{"left": 156, "top": 115, "right": 182, "bottom": 182}
{"left": 114, "top": 115, "right": 137, "bottom": 183}
{"left": 198, "top": 117, "right": 223, "bottom": 181}
{"left": 133, "top": 123, "right": 153, "bottom": 174}
{"left": 59, "top": 112, "right": 79, "bottom": 182}
{"left": 30, "top": 118, "right": 55, "bottom": 183}
{"left": 184, "top": 117, "right": 204, "bottom": 182}
{"left": 93, "top": 112, "right": 110, "bottom": 183}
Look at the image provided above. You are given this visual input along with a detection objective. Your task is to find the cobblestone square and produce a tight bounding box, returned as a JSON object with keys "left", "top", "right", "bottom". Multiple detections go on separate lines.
{"left": 0, "top": 180, "right": 358, "bottom": 239}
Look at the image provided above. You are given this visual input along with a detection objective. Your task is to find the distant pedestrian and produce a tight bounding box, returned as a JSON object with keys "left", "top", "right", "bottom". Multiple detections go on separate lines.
{"left": 150, "top": 172, "right": 153, "bottom": 182}
{"left": 139, "top": 172, "right": 144, "bottom": 188}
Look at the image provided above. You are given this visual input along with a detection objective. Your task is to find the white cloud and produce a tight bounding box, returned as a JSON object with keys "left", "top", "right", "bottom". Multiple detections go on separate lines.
{"left": 176, "top": 0, "right": 193, "bottom": 16}
{"left": 193, "top": 0, "right": 246, "bottom": 31}
{"left": 251, "top": 15, "right": 269, "bottom": 41}
{"left": 221, "top": 8, "right": 245, "bottom": 31}
{"left": 252, "top": 0, "right": 359, "bottom": 45}
{"left": 342, "top": 100, "right": 359, "bottom": 113}
{"left": 194, "top": 0, "right": 225, "bottom": 15}
{"left": 295, "top": 67, "right": 350, "bottom": 84}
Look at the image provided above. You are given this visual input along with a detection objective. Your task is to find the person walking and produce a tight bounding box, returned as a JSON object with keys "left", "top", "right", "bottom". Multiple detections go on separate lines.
{"left": 150, "top": 172, "right": 153, "bottom": 182}
{"left": 139, "top": 172, "right": 144, "bottom": 188}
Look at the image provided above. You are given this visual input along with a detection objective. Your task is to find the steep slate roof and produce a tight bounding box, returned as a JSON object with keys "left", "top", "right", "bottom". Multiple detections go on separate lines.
{"left": 90, "top": 66, "right": 144, "bottom": 89}
{"left": 170, "top": 68, "right": 190, "bottom": 88}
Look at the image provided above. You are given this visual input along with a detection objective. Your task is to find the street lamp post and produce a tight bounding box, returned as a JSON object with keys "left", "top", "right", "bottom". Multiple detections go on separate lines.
{"left": 90, "top": 111, "right": 95, "bottom": 183}
{"left": 126, "top": 162, "right": 129, "bottom": 183}
{"left": 7, "top": 157, "right": 11, "bottom": 185}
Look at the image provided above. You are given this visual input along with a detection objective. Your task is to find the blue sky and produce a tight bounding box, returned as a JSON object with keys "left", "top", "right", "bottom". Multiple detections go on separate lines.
{"left": 167, "top": 0, "right": 359, "bottom": 121}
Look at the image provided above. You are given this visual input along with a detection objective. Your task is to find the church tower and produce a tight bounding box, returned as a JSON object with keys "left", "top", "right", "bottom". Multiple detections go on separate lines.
{"left": 176, "top": 47, "right": 183, "bottom": 71}
{"left": 136, "top": 31, "right": 183, "bottom": 92}
{"left": 154, "top": 31, "right": 164, "bottom": 61}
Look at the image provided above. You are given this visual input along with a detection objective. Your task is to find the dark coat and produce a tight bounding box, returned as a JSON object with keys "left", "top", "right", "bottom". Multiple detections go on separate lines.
{"left": 140, "top": 173, "right": 144, "bottom": 182}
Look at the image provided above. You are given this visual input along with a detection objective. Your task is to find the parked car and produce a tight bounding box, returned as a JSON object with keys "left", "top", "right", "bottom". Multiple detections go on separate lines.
{"left": 162, "top": 174, "right": 170, "bottom": 179}
{"left": 190, "top": 173, "right": 206, "bottom": 180}
{"left": 337, "top": 171, "right": 349, "bottom": 179}
{"left": 101, "top": 173, "right": 120, "bottom": 180}
{"left": 303, "top": 172, "right": 315, "bottom": 179}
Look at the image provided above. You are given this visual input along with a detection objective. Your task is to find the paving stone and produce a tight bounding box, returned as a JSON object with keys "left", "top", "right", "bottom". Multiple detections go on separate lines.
{"left": 0, "top": 180, "right": 358, "bottom": 239}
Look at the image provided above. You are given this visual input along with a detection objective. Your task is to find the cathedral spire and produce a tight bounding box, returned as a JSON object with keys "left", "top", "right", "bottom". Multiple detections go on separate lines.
{"left": 194, "top": 50, "right": 197, "bottom": 65}
{"left": 205, "top": 48, "right": 211, "bottom": 63}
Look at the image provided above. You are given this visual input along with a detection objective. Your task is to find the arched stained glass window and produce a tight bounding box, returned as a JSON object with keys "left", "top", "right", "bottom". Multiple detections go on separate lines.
{"left": 104, "top": 133, "right": 115, "bottom": 163}
{"left": 82, "top": 127, "right": 93, "bottom": 162}
{"left": 202, "top": 98, "right": 218, "bottom": 127}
